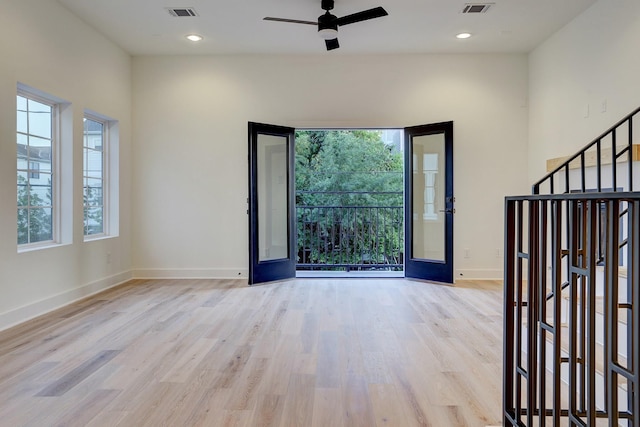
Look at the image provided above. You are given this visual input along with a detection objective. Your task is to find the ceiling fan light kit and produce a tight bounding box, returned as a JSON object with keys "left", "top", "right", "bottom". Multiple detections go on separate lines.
{"left": 318, "top": 12, "right": 339, "bottom": 40}
{"left": 318, "top": 28, "right": 338, "bottom": 40}
{"left": 264, "top": 0, "right": 388, "bottom": 51}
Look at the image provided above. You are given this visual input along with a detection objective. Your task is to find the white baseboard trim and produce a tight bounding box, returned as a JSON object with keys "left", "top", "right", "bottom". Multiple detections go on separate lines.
{"left": 132, "top": 268, "right": 248, "bottom": 280}
{"left": 455, "top": 269, "right": 503, "bottom": 281}
{"left": 0, "top": 270, "right": 133, "bottom": 333}
{"left": 133, "top": 268, "right": 502, "bottom": 281}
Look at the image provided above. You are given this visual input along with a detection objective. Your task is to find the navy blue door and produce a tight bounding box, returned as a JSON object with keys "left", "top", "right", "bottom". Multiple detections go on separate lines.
{"left": 404, "top": 122, "right": 454, "bottom": 283}
{"left": 248, "top": 122, "right": 296, "bottom": 285}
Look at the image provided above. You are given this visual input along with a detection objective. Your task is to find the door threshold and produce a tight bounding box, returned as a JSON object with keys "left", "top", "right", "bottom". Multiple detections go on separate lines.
{"left": 296, "top": 271, "right": 404, "bottom": 278}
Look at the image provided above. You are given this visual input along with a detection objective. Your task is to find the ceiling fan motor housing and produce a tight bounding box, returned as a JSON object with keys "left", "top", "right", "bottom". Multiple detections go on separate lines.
{"left": 318, "top": 12, "right": 338, "bottom": 30}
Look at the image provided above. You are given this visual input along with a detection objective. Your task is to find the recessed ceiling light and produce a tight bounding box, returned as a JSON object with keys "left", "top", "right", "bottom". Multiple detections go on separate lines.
{"left": 456, "top": 32, "right": 472, "bottom": 39}
{"left": 186, "top": 34, "right": 203, "bottom": 42}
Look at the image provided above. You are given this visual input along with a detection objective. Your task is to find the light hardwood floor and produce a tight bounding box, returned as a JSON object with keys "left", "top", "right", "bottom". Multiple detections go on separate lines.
{"left": 0, "top": 278, "right": 504, "bottom": 427}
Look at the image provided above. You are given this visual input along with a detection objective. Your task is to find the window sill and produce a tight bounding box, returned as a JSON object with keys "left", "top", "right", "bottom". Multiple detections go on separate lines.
{"left": 18, "top": 241, "right": 68, "bottom": 254}
{"left": 84, "top": 234, "right": 117, "bottom": 243}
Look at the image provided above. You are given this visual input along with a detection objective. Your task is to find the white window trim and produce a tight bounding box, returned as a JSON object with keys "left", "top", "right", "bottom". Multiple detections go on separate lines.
{"left": 14, "top": 83, "right": 72, "bottom": 253}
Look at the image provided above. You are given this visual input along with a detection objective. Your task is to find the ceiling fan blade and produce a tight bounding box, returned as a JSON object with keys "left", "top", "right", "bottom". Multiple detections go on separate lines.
{"left": 325, "top": 38, "right": 340, "bottom": 51}
{"left": 335, "top": 7, "right": 388, "bottom": 26}
{"left": 263, "top": 17, "right": 318, "bottom": 26}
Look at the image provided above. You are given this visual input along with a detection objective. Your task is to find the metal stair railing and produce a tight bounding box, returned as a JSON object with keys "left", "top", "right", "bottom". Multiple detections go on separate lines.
{"left": 503, "top": 192, "right": 640, "bottom": 426}
{"left": 533, "top": 106, "right": 639, "bottom": 195}
{"left": 533, "top": 108, "right": 638, "bottom": 288}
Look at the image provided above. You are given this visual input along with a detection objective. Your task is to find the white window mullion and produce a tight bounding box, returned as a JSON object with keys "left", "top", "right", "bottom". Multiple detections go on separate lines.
{"left": 52, "top": 100, "right": 60, "bottom": 243}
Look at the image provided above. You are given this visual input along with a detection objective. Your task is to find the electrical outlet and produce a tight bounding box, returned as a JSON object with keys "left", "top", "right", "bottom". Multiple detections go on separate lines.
{"left": 106, "top": 252, "right": 112, "bottom": 264}
{"left": 464, "top": 248, "right": 470, "bottom": 259}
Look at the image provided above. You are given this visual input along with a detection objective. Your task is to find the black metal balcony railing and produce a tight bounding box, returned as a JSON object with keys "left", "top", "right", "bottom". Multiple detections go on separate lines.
{"left": 296, "top": 191, "right": 403, "bottom": 271}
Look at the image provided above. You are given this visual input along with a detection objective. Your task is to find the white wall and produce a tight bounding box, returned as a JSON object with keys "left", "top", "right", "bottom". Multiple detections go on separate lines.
{"left": 1, "top": 0, "right": 634, "bottom": 331}
{"left": 132, "top": 54, "right": 530, "bottom": 280}
{"left": 529, "top": 0, "right": 640, "bottom": 184}
{"left": 0, "top": 0, "right": 132, "bottom": 330}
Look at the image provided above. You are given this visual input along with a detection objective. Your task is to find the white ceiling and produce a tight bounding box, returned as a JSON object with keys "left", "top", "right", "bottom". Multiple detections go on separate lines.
{"left": 57, "top": 0, "right": 597, "bottom": 56}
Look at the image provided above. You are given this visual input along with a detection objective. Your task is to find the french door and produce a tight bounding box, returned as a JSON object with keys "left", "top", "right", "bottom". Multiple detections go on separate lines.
{"left": 248, "top": 122, "right": 296, "bottom": 285}
{"left": 248, "top": 121, "right": 454, "bottom": 285}
{"left": 404, "top": 122, "right": 455, "bottom": 283}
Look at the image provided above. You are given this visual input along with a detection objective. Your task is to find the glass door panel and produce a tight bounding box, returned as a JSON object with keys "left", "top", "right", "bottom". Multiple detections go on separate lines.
{"left": 412, "top": 133, "right": 446, "bottom": 262}
{"left": 258, "top": 135, "right": 288, "bottom": 262}
{"left": 249, "top": 122, "right": 296, "bottom": 284}
{"left": 404, "top": 122, "right": 454, "bottom": 283}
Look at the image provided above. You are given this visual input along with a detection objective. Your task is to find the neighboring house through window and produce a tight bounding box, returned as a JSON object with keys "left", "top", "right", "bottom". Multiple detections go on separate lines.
{"left": 422, "top": 153, "right": 438, "bottom": 220}
{"left": 29, "top": 161, "right": 40, "bottom": 179}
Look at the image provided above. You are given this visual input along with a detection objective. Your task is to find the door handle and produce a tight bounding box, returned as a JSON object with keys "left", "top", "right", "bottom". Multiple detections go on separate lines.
{"left": 439, "top": 208, "right": 455, "bottom": 214}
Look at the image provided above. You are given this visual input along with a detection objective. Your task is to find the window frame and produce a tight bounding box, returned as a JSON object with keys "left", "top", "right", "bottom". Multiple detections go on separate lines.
{"left": 82, "top": 109, "right": 118, "bottom": 242}
{"left": 16, "top": 89, "right": 60, "bottom": 249}
{"left": 83, "top": 113, "right": 109, "bottom": 239}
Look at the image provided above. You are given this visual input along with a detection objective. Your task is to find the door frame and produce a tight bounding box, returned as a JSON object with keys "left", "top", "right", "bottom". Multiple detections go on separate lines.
{"left": 248, "top": 122, "right": 296, "bottom": 285}
{"left": 248, "top": 122, "right": 454, "bottom": 283}
{"left": 403, "top": 121, "right": 454, "bottom": 283}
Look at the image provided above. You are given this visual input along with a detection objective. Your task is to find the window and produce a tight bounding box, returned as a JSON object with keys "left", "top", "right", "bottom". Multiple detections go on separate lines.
{"left": 422, "top": 153, "right": 439, "bottom": 220}
{"left": 83, "top": 111, "right": 118, "bottom": 240}
{"left": 83, "top": 116, "right": 106, "bottom": 237}
{"left": 29, "top": 161, "right": 41, "bottom": 179}
{"left": 17, "top": 93, "right": 55, "bottom": 245}
{"left": 17, "top": 83, "right": 72, "bottom": 251}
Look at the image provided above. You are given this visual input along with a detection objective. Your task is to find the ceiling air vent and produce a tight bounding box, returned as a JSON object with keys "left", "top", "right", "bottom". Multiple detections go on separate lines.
{"left": 166, "top": 7, "right": 199, "bottom": 17}
{"left": 461, "top": 3, "right": 493, "bottom": 13}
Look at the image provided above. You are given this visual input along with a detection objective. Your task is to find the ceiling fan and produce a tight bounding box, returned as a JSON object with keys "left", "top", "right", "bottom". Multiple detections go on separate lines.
{"left": 264, "top": 0, "right": 388, "bottom": 51}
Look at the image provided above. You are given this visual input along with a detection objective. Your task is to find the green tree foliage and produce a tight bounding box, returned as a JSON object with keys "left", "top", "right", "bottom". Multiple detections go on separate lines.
{"left": 17, "top": 174, "right": 52, "bottom": 244}
{"left": 84, "top": 184, "right": 104, "bottom": 235}
{"left": 295, "top": 130, "right": 403, "bottom": 270}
